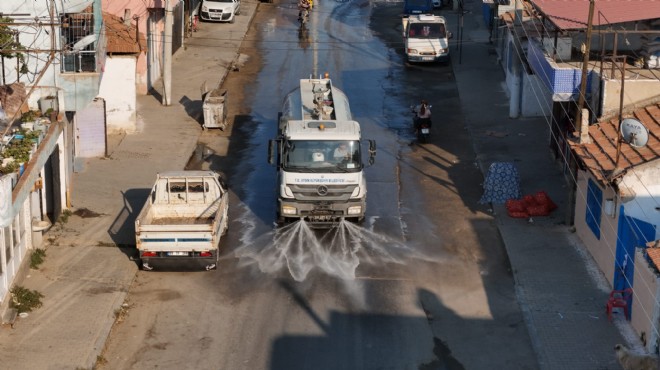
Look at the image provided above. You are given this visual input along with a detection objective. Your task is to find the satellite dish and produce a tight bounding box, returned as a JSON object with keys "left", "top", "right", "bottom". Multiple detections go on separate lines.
{"left": 620, "top": 118, "right": 649, "bottom": 148}
{"left": 72, "top": 34, "right": 97, "bottom": 51}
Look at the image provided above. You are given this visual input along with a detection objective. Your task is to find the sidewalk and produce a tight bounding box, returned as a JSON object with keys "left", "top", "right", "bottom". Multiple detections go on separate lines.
{"left": 452, "top": 1, "right": 636, "bottom": 369}
{"left": 0, "top": 2, "right": 259, "bottom": 369}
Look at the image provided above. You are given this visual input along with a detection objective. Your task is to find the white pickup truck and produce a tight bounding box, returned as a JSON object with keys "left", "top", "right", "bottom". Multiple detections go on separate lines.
{"left": 134, "top": 171, "right": 229, "bottom": 271}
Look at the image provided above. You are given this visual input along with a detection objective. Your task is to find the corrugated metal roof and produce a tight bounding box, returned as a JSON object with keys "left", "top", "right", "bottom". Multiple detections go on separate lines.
{"left": 529, "top": 0, "right": 660, "bottom": 30}
{"left": 103, "top": 12, "right": 145, "bottom": 54}
{"left": 569, "top": 102, "right": 660, "bottom": 183}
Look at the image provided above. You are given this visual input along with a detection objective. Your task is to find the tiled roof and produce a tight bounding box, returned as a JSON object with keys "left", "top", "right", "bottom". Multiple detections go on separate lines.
{"left": 103, "top": 12, "right": 145, "bottom": 54}
{"left": 529, "top": 0, "right": 660, "bottom": 30}
{"left": 570, "top": 102, "right": 660, "bottom": 183}
{"left": 646, "top": 247, "right": 660, "bottom": 271}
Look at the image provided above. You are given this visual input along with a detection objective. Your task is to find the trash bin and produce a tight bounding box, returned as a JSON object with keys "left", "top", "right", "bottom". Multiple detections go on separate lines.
{"left": 202, "top": 88, "right": 228, "bottom": 130}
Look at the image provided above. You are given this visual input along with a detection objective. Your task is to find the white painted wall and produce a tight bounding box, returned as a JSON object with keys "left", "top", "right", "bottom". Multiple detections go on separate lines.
{"left": 619, "top": 161, "right": 660, "bottom": 240}
{"left": 574, "top": 170, "right": 620, "bottom": 287}
{"left": 632, "top": 249, "right": 660, "bottom": 353}
{"left": 98, "top": 56, "right": 137, "bottom": 134}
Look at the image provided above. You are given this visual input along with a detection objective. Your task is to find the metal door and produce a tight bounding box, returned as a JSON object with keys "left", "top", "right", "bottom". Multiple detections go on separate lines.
{"left": 74, "top": 98, "right": 106, "bottom": 158}
{"left": 614, "top": 206, "right": 656, "bottom": 291}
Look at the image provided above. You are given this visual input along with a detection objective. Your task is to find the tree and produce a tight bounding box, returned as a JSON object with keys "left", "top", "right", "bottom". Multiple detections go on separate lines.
{"left": 0, "top": 17, "right": 28, "bottom": 83}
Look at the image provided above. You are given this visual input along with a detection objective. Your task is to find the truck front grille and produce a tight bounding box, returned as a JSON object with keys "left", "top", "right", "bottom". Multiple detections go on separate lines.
{"left": 289, "top": 184, "right": 357, "bottom": 201}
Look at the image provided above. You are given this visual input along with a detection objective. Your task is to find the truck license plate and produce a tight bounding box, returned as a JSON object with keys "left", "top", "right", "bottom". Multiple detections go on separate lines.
{"left": 168, "top": 251, "right": 189, "bottom": 256}
{"left": 422, "top": 57, "right": 434, "bottom": 61}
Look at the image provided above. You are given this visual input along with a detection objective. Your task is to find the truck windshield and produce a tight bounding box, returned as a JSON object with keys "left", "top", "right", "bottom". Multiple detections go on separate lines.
{"left": 283, "top": 140, "right": 361, "bottom": 172}
{"left": 408, "top": 23, "right": 446, "bottom": 38}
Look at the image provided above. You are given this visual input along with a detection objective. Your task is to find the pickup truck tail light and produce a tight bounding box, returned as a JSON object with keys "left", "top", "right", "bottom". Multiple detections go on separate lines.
{"left": 199, "top": 251, "right": 212, "bottom": 257}
{"left": 141, "top": 251, "right": 157, "bottom": 257}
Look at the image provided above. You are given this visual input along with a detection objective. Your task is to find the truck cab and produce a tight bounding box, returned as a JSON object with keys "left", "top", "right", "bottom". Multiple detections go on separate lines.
{"left": 402, "top": 14, "right": 452, "bottom": 63}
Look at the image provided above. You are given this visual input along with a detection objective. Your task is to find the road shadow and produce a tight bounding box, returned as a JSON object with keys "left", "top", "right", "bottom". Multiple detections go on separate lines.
{"left": 107, "top": 188, "right": 151, "bottom": 262}
{"left": 179, "top": 95, "right": 204, "bottom": 126}
{"left": 269, "top": 280, "right": 466, "bottom": 370}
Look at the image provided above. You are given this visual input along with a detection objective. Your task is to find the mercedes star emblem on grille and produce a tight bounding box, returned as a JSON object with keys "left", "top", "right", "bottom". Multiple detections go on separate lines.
{"left": 317, "top": 185, "right": 329, "bottom": 196}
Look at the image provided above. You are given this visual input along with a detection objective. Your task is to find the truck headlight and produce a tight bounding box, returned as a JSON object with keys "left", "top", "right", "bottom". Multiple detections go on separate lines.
{"left": 347, "top": 206, "right": 362, "bottom": 215}
{"left": 282, "top": 206, "right": 297, "bottom": 215}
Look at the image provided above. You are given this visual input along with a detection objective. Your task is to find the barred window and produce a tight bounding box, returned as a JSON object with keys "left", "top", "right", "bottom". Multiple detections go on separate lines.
{"left": 60, "top": 11, "right": 96, "bottom": 73}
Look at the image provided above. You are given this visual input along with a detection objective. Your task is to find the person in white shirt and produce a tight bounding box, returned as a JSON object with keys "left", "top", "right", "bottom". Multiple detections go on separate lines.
{"left": 333, "top": 143, "right": 350, "bottom": 161}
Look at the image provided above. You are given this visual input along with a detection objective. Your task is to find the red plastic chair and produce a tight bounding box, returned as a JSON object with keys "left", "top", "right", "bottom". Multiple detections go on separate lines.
{"left": 606, "top": 288, "right": 633, "bottom": 322}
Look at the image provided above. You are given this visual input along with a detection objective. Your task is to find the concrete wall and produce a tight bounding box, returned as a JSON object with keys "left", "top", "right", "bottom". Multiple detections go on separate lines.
{"left": 521, "top": 72, "right": 553, "bottom": 117}
{"left": 572, "top": 21, "right": 654, "bottom": 54}
{"left": 574, "top": 169, "right": 620, "bottom": 287}
{"left": 601, "top": 78, "right": 660, "bottom": 121}
{"left": 632, "top": 249, "right": 660, "bottom": 353}
{"left": 0, "top": 197, "right": 31, "bottom": 315}
{"left": 98, "top": 56, "right": 137, "bottom": 134}
{"left": 60, "top": 73, "right": 101, "bottom": 112}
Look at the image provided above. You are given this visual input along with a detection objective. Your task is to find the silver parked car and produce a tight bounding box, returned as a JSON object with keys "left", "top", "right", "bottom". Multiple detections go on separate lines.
{"left": 200, "top": 0, "right": 241, "bottom": 23}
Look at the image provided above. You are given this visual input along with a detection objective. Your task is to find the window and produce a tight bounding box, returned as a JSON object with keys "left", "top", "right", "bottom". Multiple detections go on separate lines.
{"left": 586, "top": 178, "right": 602, "bottom": 239}
{"left": 4, "top": 225, "right": 11, "bottom": 265}
{"left": 60, "top": 11, "right": 97, "bottom": 72}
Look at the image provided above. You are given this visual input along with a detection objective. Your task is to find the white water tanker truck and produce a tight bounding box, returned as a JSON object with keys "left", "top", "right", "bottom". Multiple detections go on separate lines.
{"left": 268, "top": 76, "right": 376, "bottom": 227}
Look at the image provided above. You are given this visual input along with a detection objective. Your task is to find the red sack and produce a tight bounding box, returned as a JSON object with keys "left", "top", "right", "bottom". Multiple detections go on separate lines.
{"left": 527, "top": 204, "right": 550, "bottom": 216}
{"left": 534, "top": 191, "right": 557, "bottom": 211}
{"left": 506, "top": 199, "right": 526, "bottom": 212}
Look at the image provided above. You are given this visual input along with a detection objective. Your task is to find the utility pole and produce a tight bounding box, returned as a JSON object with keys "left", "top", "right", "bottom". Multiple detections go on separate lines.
{"left": 575, "top": 0, "right": 594, "bottom": 142}
{"left": 567, "top": 0, "right": 594, "bottom": 226}
{"left": 613, "top": 56, "right": 626, "bottom": 172}
{"left": 163, "top": 0, "right": 173, "bottom": 106}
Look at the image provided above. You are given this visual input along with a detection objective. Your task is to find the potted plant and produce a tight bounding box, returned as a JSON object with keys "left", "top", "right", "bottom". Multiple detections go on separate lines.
{"left": 0, "top": 159, "right": 18, "bottom": 175}
{"left": 39, "top": 95, "right": 58, "bottom": 115}
{"left": 3, "top": 137, "right": 33, "bottom": 164}
{"left": 20, "top": 110, "right": 39, "bottom": 124}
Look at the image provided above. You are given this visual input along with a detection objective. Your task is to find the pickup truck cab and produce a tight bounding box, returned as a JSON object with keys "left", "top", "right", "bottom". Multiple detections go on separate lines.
{"left": 402, "top": 14, "right": 452, "bottom": 63}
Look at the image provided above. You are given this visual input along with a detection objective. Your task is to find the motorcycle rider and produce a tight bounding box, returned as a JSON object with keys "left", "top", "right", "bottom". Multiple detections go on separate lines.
{"left": 298, "top": 0, "right": 311, "bottom": 23}
{"left": 413, "top": 99, "right": 432, "bottom": 132}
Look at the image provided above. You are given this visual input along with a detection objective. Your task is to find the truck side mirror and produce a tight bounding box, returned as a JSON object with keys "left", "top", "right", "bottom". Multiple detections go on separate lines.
{"left": 368, "top": 140, "right": 376, "bottom": 165}
{"left": 447, "top": 31, "right": 453, "bottom": 39}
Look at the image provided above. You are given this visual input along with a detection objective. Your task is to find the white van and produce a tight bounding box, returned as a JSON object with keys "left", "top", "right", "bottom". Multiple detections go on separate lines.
{"left": 402, "top": 14, "right": 452, "bottom": 63}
